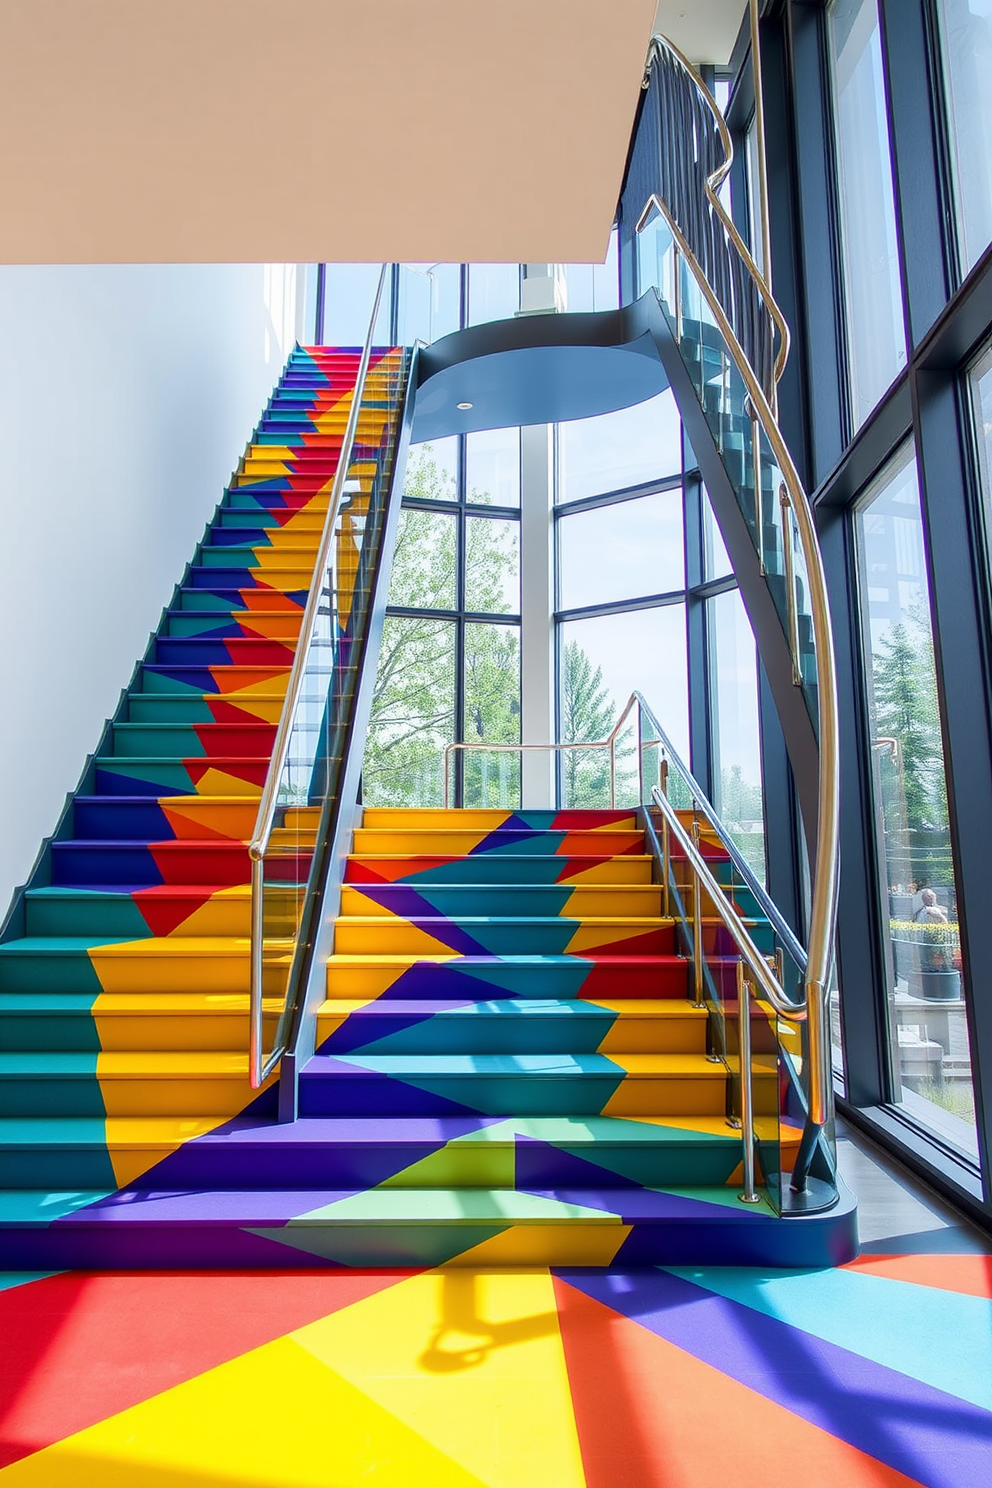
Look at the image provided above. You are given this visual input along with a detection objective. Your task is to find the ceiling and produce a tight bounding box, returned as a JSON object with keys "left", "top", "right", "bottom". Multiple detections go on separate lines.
{"left": 0, "top": 0, "right": 674, "bottom": 266}
{"left": 654, "top": 1, "right": 747, "bottom": 67}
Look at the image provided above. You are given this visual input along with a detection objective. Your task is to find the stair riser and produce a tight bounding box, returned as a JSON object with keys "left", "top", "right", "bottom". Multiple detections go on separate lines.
{"left": 325, "top": 961, "right": 689, "bottom": 999}
{"left": 0, "top": 1208, "right": 859, "bottom": 1271}
{"left": 140, "top": 662, "right": 290, "bottom": 692}
{"left": 73, "top": 800, "right": 257, "bottom": 840}
{"left": 93, "top": 762, "right": 266, "bottom": 797}
{"left": 351, "top": 831, "right": 645, "bottom": 855}
{"left": 23, "top": 894, "right": 280, "bottom": 939}
{"left": 153, "top": 638, "right": 297, "bottom": 667}
{"left": 0, "top": 1079, "right": 256, "bottom": 1118}
{"left": 334, "top": 921, "right": 676, "bottom": 955}
{"left": 111, "top": 723, "right": 277, "bottom": 756}
{"left": 345, "top": 856, "right": 656, "bottom": 886}
{"left": 126, "top": 696, "right": 285, "bottom": 725}
{"left": 299, "top": 1075, "right": 726, "bottom": 1118}
{"left": 315, "top": 1012, "right": 707, "bottom": 1056}
{"left": 50, "top": 843, "right": 251, "bottom": 887}
{"left": 0, "top": 1141, "right": 740, "bottom": 1192}
{"left": 0, "top": 1010, "right": 274, "bottom": 1052}
{"left": 339, "top": 886, "right": 665, "bottom": 917}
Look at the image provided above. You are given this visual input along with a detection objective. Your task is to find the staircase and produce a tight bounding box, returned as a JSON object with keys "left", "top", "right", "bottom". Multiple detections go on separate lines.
{"left": 0, "top": 344, "right": 405, "bottom": 1259}
{"left": 3, "top": 795, "right": 854, "bottom": 1268}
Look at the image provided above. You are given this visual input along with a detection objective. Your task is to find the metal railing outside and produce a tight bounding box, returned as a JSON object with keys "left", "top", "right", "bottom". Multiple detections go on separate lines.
{"left": 248, "top": 265, "right": 392, "bottom": 1087}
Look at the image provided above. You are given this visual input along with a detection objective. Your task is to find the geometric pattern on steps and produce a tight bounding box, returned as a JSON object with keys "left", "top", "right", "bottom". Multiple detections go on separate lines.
{"left": 0, "top": 345, "right": 404, "bottom": 1200}
{"left": 1, "top": 1251, "right": 988, "bottom": 1483}
{"left": 0, "top": 806, "right": 847, "bottom": 1270}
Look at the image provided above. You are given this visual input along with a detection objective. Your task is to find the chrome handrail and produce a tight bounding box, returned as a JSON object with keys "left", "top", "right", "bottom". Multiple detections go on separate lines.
{"left": 643, "top": 33, "right": 790, "bottom": 400}
{"left": 639, "top": 37, "right": 840, "bottom": 1142}
{"left": 248, "top": 264, "right": 389, "bottom": 1087}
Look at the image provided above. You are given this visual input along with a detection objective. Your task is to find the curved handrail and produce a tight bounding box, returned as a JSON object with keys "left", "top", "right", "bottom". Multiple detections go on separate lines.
{"left": 649, "top": 781, "right": 801, "bottom": 1021}
{"left": 634, "top": 691, "right": 808, "bottom": 974}
{"left": 248, "top": 264, "right": 388, "bottom": 1086}
{"left": 640, "top": 37, "right": 840, "bottom": 1133}
{"left": 642, "top": 33, "right": 790, "bottom": 398}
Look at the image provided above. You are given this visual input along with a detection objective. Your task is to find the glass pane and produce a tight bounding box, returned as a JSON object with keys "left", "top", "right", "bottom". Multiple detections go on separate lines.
{"left": 827, "top": 0, "right": 907, "bottom": 428}
{"left": 855, "top": 445, "right": 977, "bottom": 1159}
{"left": 561, "top": 229, "right": 620, "bottom": 313}
{"left": 708, "top": 588, "right": 766, "bottom": 884}
{"left": 558, "top": 390, "right": 682, "bottom": 501}
{"left": 558, "top": 490, "right": 685, "bottom": 610}
{"left": 364, "top": 615, "right": 456, "bottom": 806}
{"left": 703, "top": 491, "right": 733, "bottom": 580}
{"left": 935, "top": 0, "right": 992, "bottom": 275}
{"left": 559, "top": 606, "right": 688, "bottom": 806}
{"left": 321, "top": 263, "right": 392, "bottom": 347}
{"left": 745, "top": 115, "right": 766, "bottom": 275}
{"left": 388, "top": 508, "right": 457, "bottom": 611}
{"left": 404, "top": 440, "right": 458, "bottom": 502}
{"left": 466, "top": 515, "right": 520, "bottom": 615}
{"left": 970, "top": 340, "right": 992, "bottom": 530}
{"left": 463, "top": 622, "right": 521, "bottom": 808}
{"left": 397, "top": 262, "right": 462, "bottom": 344}
{"left": 466, "top": 427, "right": 520, "bottom": 507}
{"left": 467, "top": 263, "right": 519, "bottom": 325}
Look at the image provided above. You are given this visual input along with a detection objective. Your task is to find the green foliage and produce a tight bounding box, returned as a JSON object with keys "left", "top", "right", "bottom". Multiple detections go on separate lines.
{"left": 363, "top": 446, "right": 520, "bottom": 806}
{"left": 558, "top": 641, "right": 637, "bottom": 807}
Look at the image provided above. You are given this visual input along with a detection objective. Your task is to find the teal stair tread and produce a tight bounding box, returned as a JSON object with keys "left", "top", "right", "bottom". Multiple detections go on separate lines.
{"left": 0, "top": 937, "right": 135, "bottom": 954}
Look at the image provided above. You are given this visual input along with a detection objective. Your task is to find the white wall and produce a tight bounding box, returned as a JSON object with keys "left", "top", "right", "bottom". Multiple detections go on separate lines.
{"left": 0, "top": 261, "right": 316, "bottom": 913}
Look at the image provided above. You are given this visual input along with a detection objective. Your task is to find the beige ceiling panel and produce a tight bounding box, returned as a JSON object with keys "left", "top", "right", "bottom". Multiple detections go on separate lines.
{"left": 0, "top": 0, "right": 657, "bottom": 264}
{"left": 653, "top": 0, "right": 747, "bottom": 66}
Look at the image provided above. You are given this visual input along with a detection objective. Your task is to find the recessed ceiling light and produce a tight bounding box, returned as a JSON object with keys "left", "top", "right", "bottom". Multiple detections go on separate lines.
{"left": 457, "top": 401, "right": 473, "bottom": 410}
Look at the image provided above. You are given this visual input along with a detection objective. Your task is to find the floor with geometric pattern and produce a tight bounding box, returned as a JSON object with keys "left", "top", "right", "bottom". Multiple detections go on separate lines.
{"left": 2, "top": 1127, "right": 988, "bottom": 1488}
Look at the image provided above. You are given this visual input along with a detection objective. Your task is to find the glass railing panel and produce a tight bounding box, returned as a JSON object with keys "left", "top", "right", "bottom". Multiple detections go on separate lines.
{"left": 640, "top": 220, "right": 821, "bottom": 734}
{"left": 256, "top": 348, "right": 410, "bottom": 1072}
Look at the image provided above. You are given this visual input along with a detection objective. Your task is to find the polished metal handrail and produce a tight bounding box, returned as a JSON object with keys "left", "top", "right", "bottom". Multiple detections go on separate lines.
{"left": 643, "top": 33, "right": 790, "bottom": 401}
{"left": 248, "top": 264, "right": 389, "bottom": 1087}
{"left": 639, "top": 38, "right": 840, "bottom": 1142}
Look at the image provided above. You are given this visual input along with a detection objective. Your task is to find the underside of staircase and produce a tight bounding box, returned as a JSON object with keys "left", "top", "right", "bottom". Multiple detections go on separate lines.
{"left": 0, "top": 345, "right": 856, "bottom": 1270}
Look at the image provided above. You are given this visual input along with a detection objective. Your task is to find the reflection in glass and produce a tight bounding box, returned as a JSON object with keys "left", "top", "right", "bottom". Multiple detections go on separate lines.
{"left": 466, "top": 427, "right": 520, "bottom": 507}
{"left": 935, "top": 0, "right": 992, "bottom": 275}
{"left": 826, "top": 0, "right": 906, "bottom": 428}
{"left": 561, "top": 230, "right": 621, "bottom": 313}
{"left": 388, "top": 508, "right": 457, "bottom": 612}
{"left": 558, "top": 490, "right": 684, "bottom": 609}
{"left": 463, "top": 622, "right": 521, "bottom": 807}
{"left": 855, "top": 446, "right": 977, "bottom": 1158}
{"left": 404, "top": 440, "right": 458, "bottom": 502}
{"left": 703, "top": 492, "right": 733, "bottom": 580}
{"left": 397, "top": 263, "right": 462, "bottom": 344}
{"left": 466, "top": 516, "right": 520, "bottom": 615}
{"left": 467, "top": 264, "right": 519, "bottom": 325}
{"left": 708, "top": 588, "right": 765, "bottom": 883}
{"left": 559, "top": 606, "right": 688, "bottom": 806}
{"left": 558, "top": 391, "right": 682, "bottom": 501}
{"left": 363, "top": 616, "right": 456, "bottom": 806}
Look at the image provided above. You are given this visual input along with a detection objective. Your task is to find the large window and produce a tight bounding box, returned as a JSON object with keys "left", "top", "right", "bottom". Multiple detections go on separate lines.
{"left": 827, "top": 0, "right": 907, "bottom": 429}
{"left": 935, "top": 0, "right": 992, "bottom": 277}
{"left": 364, "top": 436, "right": 521, "bottom": 808}
{"left": 557, "top": 389, "right": 682, "bottom": 501}
{"left": 708, "top": 587, "right": 765, "bottom": 882}
{"left": 854, "top": 446, "right": 977, "bottom": 1158}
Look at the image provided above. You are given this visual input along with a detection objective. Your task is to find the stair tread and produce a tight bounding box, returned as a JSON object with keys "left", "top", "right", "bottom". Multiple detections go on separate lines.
{"left": 0, "top": 1051, "right": 251, "bottom": 1074}
{"left": 0, "top": 1184, "right": 778, "bottom": 1226}
{"left": 317, "top": 998, "right": 704, "bottom": 1017}
{"left": 304, "top": 1052, "right": 724, "bottom": 1075}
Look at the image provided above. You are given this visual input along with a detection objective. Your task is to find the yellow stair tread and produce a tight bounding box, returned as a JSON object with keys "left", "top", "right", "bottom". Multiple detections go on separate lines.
{"left": 88, "top": 994, "right": 281, "bottom": 1013}
{"left": 94, "top": 1052, "right": 250, "bottom": 1076}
